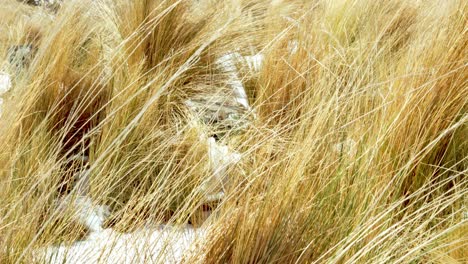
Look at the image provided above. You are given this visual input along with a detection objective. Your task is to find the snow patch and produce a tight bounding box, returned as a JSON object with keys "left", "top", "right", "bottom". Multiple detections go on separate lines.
{"left": 0, "top": 72, "right": 11, "bottom": 118}
{"left": 38, "top": 225, "right": 204, "bottom": 264}
{"left": 243, "top": 54, "right": 264, "bottom": 73}
{"left": 0, "top": 72, "right": 11, "bottom": 95}
{"left": 333, "top": 139, "right": 357, "bottom": 157}
{"left": 287, "top": 40, "right": 299, "bottom": 55}
{"left": 216, "top": 53, "right": 250, "bottom": 109}
{"left": 208, "top": 137, "right": 241, "bottom": 180}
{"left": 55, "top": 196, "right": 110, "bottom": 233}
{"left": 199, "top": 137, "right": 241, "bottom": 201}
{"left": 208, "top": 137, "right": 241, "bottom": 175}
{"left": 215, "top": 52, "right": 264, "bottom": 110}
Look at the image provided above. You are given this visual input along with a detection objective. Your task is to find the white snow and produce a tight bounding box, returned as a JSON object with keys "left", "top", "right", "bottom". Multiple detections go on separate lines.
{"left": 207, "top": 137, "right": 241, "bottom": 178}
{"left": 38, "top": 225, "right": 204, "bottom": 264}
{"left": 215, "top": 52, "right": 265, "bottom": 110}
{"left": 287, "top": 40, "right": 299, "bottom": 55}
{"left": 0, "top": 72, "right": 11, "bottom": 118}
{"left": 205, "top": 192, "right": 226, "bottom": 203}
{"left": 54, "top": 196, "right": 110, "bottom": 233}
{"left": 0, "top": 72, "right": 11, "bottom": 95}
{"left": 333, "top": 139, "right": 357, "bottom": 157}
{"left": 199, "top": 137, "right": 241, "bottom": 199}
{"left": 35, "top": 53, "right": 253, "bottom": 263}
{"left": 35, "top": 136, "right": 238, "bottom": 263}
{"left": 243, "top": 54, "right": 264, "bottom": 73}
{"left": 216, "top": 53, "right": 250, "bottom": 109}
{"left": 215, "top": 52, "right": 264, "bottom": 110}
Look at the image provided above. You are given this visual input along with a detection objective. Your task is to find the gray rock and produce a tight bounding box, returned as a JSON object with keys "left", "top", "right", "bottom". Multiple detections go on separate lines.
{"left": 185, "top": 95, "right": 251, "bottom": 138}
{"left": 184, "top": 52, "right": 262, "bottom": 139}
{"left": 18, "top": 0, "right": 62, "bottom": 11}
{"left": 7, "top": 44, "right": 36, "bottom": 71}
{"left": 20, "top": 0, "right": 58, "bottom": 6}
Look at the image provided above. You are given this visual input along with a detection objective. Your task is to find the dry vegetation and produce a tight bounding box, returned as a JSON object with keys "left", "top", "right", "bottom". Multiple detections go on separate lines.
{"left": 0, "top": 0, "right": 467, "bottom": 263}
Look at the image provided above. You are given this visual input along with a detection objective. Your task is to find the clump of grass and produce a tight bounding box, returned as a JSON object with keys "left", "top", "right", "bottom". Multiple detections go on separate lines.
{"left": 0, "top": 0, "right": 466, "bottom": 263}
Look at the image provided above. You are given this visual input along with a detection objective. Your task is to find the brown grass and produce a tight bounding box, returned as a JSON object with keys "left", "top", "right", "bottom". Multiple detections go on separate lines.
{"left": 0, "top": 0, "right": 466, "bottom": 263}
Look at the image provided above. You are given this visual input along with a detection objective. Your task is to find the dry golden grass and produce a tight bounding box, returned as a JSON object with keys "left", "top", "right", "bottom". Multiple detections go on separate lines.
{"left": 0, "top": 0, "right": 466, "bottom": 263}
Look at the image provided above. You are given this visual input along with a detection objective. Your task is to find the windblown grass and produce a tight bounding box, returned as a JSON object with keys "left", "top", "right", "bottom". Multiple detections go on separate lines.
{"left": 0, "top": 0, "right": 466, "bottom": 263}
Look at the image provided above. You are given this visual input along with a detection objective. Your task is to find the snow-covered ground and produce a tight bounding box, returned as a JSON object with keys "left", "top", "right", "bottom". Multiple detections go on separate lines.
{"left": 2, "top": 37, "right": 256, "bottom": 264}
{"left": 33, "top": 135, "right": 233, "bottom": 264}
{"left": 0, "top": 72, "right": 11, "bottom": 118}
{"left": 0, "top": 72, "right": 11, "bottom": 94}
{"left": 215, "top": 52, "right": 263, "bottom": 110}
{"left": 38, "top": 225, "right": 205, "bottom": 264}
